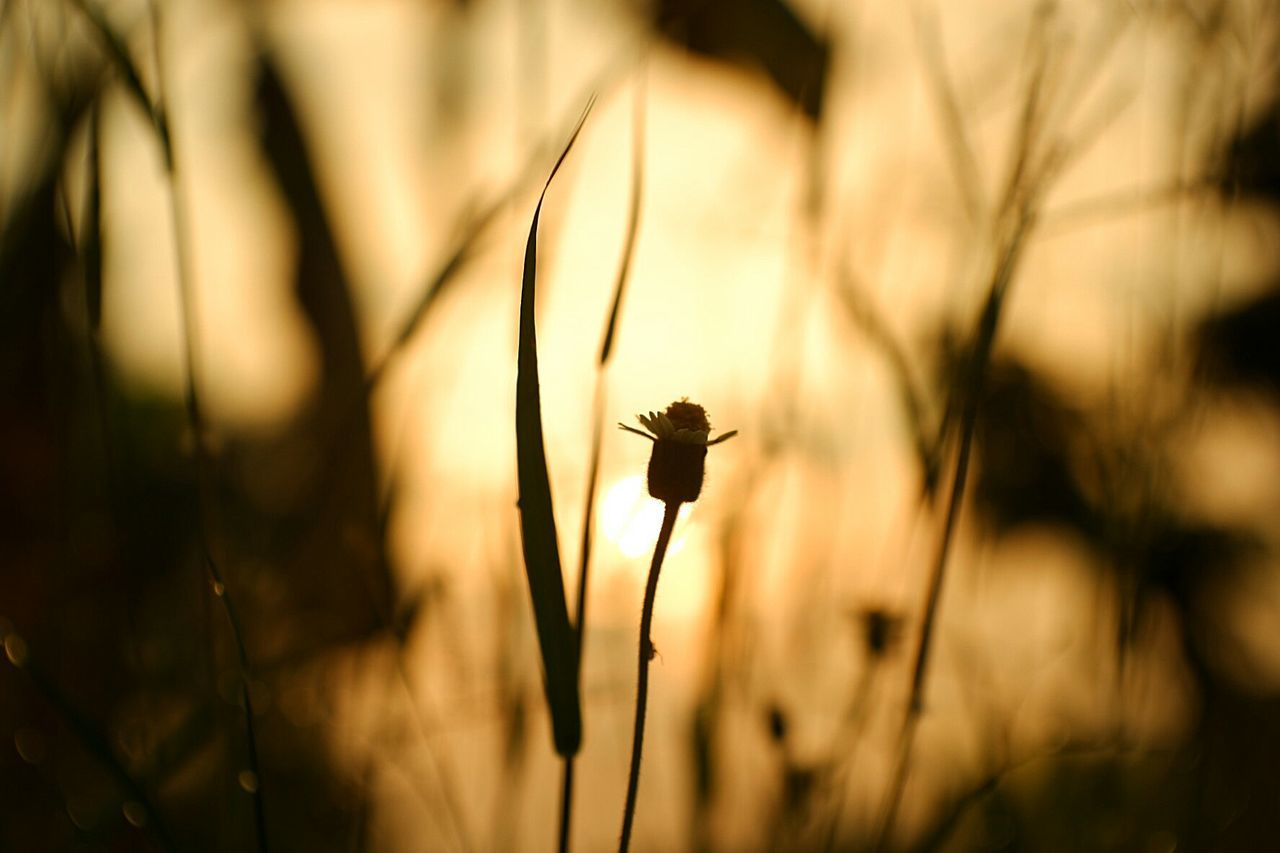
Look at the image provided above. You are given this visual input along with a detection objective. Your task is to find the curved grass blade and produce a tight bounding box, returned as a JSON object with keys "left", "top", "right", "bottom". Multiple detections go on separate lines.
{"left": 515, "top": 98, "right": 594, "bottom": 757}
{"left": 596, "top": 77, "right": 646, "bottom": 368}
{"left": 365, "top": 56, "right": 636, "bottom": 391}
{"left": 66, "top": 0, "right": 171, "bottom": 163}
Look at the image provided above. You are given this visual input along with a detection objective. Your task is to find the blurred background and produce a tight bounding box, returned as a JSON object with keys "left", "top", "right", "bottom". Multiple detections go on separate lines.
{"left": 3, "top": 0, "right": 1280, "bottom": 850}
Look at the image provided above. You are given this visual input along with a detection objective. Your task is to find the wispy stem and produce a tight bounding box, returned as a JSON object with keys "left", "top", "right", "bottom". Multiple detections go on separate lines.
{"left": 910, "top": 0, "right": 986, "bottom": 225}
{"left": 393, "top": 651, "right": 475, "bottom": 853}
{"left": 619, "top": 501, "right": 680, "bottom": 853}
{"left": 873, "top": 212, "right": 1033, "bottom": 852}
{"left": 64, "top": 0, "right": 272, "bottom": 846}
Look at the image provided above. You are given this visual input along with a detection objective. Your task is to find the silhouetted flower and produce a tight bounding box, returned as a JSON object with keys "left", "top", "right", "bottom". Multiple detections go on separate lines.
{"left": 619, "top": 399, "right": 736, "bottom": 503}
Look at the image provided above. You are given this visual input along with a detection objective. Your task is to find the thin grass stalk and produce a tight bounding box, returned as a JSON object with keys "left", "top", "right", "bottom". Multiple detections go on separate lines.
{"left": 78, "top": 102, "right": 123, "bottom": 533}
{"left": 558, "top": 760, "right": 577, "bottom": 853}
{"left": 68, "top": 8, "right": 267, "bottom": 839}
{"left": 818, "top": 661, "right": 881, "bottom": 851}
{"left": 874, "top": 71, "right": 1123, "bottom": 842}
{"left": 619, "top": 501, "right": 680, "bottom": 853}
{"left": 393, "top": 652, "right": 475, "bottom": 853}
{"left": 872, "top": 212, "right": 1033, "bottom": 852}
{"left": 142, "top": 3, "right": 268, "bottom": 847}
{"left": 559, "top": 71, "right": 647, "bottom": 853}
{"left": 71, "top": 102, "right": 181, "bottom": 851}
{"left": 596, "top": 71, "right": 647, "bottom": 370}
{"left": 910, "top": 0, "right": 986, "bottom": 225}
{"left": 909, "top": 740, "right": 1165, "bottom": 853}
{"left": 65, "top": 0, "right": 170, "bottom": 155}
{"left": 676, "top": 106, "right": 819, "bottom": 839}
{"left": 366, "top": 46, "right": 645, "bottom": 392}
{"left": 1039, "top": 177, "right": 1212, "bottom": 235}
{"left": 690, "top": 485, "right": 755, "bottom": 853}
{"left": 334, "top": 46, "right": 651, "bottom": 542}
{"left": 835, "top": 268, "right": 941, "bottom": 495}
{"left": 869, "top": 18, "right": 1067, "bottom": 844}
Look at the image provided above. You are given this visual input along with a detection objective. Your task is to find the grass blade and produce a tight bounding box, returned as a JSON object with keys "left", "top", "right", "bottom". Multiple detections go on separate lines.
{"left": 515, "top": 99, "right": 594, "bottom": 757}
{"left": 66, "top": 0, "right": 171, "bottom": 163}
{"left": 596, "top": 77, "right": 647, "bottom": 368}
{"left": 365, "top": 54, "right": 639, "bottom": 391}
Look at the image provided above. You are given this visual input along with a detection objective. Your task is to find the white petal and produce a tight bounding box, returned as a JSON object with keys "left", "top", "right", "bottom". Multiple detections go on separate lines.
{"left": 619, "top": 423, "right": 656, "bottom": 441}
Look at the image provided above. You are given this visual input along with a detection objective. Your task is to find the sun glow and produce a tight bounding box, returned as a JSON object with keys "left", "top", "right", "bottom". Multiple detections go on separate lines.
{"left": 599, "top": 475, "right": 692, "bottom": 559}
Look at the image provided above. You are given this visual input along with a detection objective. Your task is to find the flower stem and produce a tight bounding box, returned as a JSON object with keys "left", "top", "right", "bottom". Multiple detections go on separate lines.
{"left": 559, "top": 759, "right": 575, "bottom": 853}
{"left": 619, "top": 500, "right": 680, "bottom": 853}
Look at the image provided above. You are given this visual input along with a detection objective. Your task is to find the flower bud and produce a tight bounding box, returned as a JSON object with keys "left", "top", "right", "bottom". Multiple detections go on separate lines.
{"left": 618, "top": 399, "right": 737, "bottom": 505}
{"left": 647, "top": 440, "right": 707, "bottom": 503}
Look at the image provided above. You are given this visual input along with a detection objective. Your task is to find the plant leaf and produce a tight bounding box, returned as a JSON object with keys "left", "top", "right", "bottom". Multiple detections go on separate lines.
{"left": 66, "top": 0, "right": 171, "bottom": 162}
{"left": 515, "top": 99, "right": 593, "bottom": 757}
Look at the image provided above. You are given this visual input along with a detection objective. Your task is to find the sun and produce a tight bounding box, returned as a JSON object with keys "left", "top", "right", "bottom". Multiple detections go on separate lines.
{"left": 599, "top": 475, "right": 691, "bottom": 559}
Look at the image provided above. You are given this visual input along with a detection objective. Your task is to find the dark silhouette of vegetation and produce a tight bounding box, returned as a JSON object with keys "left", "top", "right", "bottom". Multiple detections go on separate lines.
{"left": 4, "top": 1, "right": 1280, "bottom": 852}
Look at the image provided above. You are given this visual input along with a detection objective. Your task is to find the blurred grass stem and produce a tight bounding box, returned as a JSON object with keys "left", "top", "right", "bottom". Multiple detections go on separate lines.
{"left": 874, "top": 210, "right": 1033, "bottom": 852}
{"left": 70, "top": 1, "right": 276, "bottom": 846}
{"left": 619, "top": 500, "right": 680, "bottom": 853}
{"left": 392, "top": 651, "right": 475, "bottom": 853}
{"left": 910, "top": 0, "right": 985, "bottom": 225}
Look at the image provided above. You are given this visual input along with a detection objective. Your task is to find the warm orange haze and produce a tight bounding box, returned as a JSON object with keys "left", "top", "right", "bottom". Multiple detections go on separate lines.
{"left": 2, "top": 0, "right": 1280, "bottom": 851}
